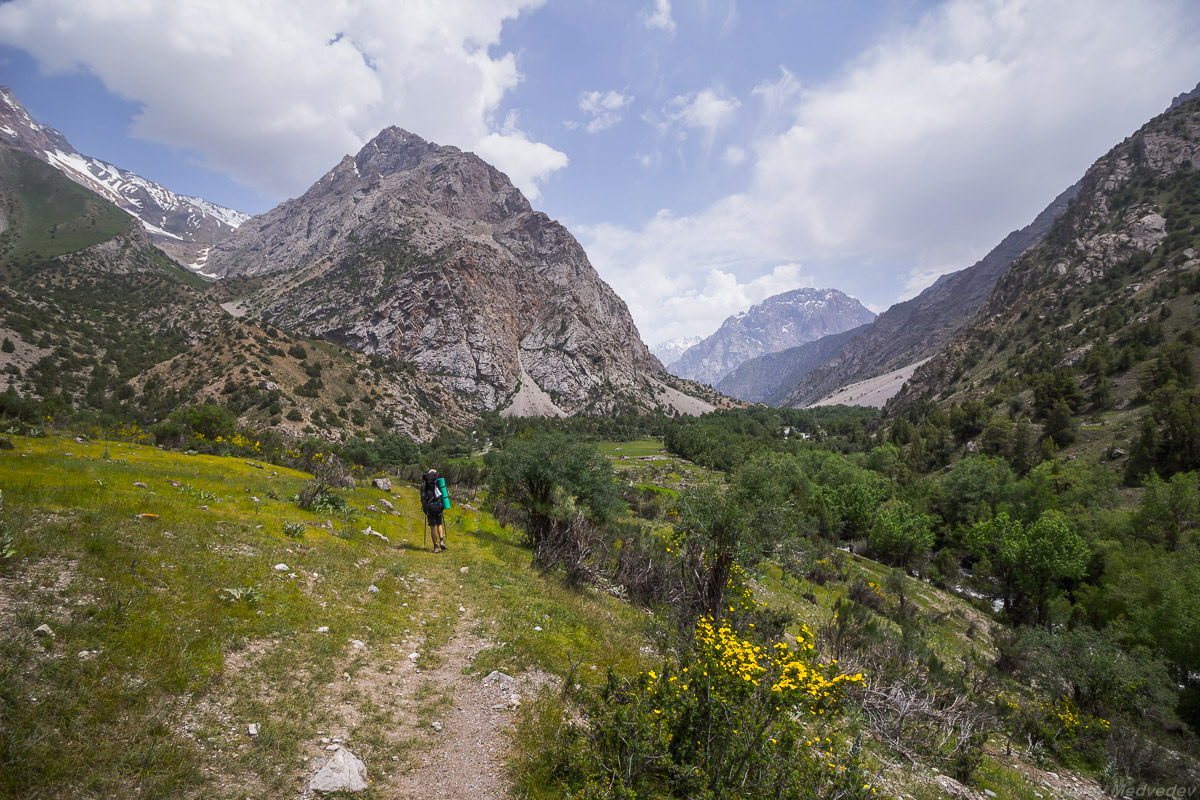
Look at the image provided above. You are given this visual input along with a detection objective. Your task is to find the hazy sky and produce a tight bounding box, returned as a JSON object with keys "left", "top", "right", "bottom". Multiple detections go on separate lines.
{"left": 2, "top": 0, "right": 1200, "bottom": 346}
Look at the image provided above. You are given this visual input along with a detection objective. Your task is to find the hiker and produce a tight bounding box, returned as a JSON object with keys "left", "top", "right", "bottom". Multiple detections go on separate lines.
{"left": 421, "top": 469, "right": 448, "bottom": 553}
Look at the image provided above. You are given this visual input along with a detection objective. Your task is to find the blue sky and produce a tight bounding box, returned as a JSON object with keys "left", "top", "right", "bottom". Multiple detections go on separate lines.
{"left": 3, "top": 0, "right": 1200, "bottom": 346}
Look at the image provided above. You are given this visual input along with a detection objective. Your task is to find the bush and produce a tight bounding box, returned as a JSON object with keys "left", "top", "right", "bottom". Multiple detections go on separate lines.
{"left": 519, "top": 619, "right": 869, "bottom": 800}
{"left": 282, "top": 521, "right": 306, "bottom": 539}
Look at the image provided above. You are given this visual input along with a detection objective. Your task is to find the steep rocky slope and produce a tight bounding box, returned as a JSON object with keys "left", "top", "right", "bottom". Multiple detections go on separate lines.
{"left": 888, "top": 90, "right": 1200, "bottom": 415}
{"left": 0, "top": 86, "right": 248, "bottom": 265}
{"left": 669, "top": 288, "right": 875, "bottom": 386}
{"left": 207, "top": 127, "right": 711, "bottom": 417}
{"left": 783, "top": 183, "right": 1078, "bottom": 408}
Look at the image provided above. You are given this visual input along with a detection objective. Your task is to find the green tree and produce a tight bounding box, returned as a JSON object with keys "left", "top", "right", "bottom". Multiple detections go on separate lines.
{"left": 967, "top": 511, "right": 1089, "bottom": 626}
{"left": 941, "top": 456, "right": 1014, "bottom": 526}
{"left": 1042, "top": 399, "right": 1077, "bottom": 448}
{"left": 485, "top": 431, "right": 623, "bottom": 548}
{"left": 1136, "top": 471, "right": 1200, "bottom": 551}
{"left": 869, "top": 499, "right": 934, "bottom": 571}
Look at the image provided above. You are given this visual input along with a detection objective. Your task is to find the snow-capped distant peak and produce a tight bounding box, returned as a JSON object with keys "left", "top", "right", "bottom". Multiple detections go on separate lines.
{"left": 1, "top": 85, "right": 249, "bottom": 246}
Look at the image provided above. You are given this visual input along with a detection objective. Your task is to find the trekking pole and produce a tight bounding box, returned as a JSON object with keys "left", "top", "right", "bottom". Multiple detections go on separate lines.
{"left": 423, "top": 516, "right": 428, "bottom": 549}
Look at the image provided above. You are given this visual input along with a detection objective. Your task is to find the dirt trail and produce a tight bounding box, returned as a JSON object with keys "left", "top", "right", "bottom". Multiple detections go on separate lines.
{"left": 298, "top": 608, "right": 549, "bottom": 799}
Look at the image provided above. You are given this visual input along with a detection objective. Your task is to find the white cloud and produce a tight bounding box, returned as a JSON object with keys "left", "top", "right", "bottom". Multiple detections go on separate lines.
{"left": 640, "top": 0, "right": 675, "bottom": 34}
{"left": 579, "top": 89, "right": 633, "bottom": 133}
{"left": 0, "top": 0, "right": 566, "bottom": 202}
{"left": 721, "top": 145, "right": 747, "bottom": 166}
{"left": 664, "top": 88, "right": 741, "bottom": 133}
{"left": 584, "top": 0, "right": 1200, "bottom": 344}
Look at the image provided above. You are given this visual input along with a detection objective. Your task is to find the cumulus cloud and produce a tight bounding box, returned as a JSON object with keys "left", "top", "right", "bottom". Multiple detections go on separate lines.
{"left": 640, "top": 0, "right": 675, "bottom": 34}
{"left": 664, "top": 88, "right": 741, "bottom": 133}
{"left": 584, "top": 0, "right": 1200, "bottom": 344}
{"left": 579, "top": 89, "right": 633, "bottom": 133}
{"left": 0, "top": 0, "right": 566, "bottom": 203}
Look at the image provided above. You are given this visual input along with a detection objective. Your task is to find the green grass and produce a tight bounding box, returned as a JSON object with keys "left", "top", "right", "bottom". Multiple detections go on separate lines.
{"left": 1, "top": 150, "right": 134, "bottom": 264}
{"left": 0, "top": 433, "right": 653, "bottom": 798}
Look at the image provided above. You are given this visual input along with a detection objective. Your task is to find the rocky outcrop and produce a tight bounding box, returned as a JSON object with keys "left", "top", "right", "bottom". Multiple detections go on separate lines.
{"left": 669, "top": 288, "right": 875, "bottom": 386}
{"left": 206, "top": 127, "right": 696, "bottom": 416}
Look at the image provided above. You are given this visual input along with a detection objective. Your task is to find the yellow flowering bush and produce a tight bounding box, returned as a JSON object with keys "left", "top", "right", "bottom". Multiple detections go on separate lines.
{"left": 541, "top": 617, "right": 872, "bottom": 799}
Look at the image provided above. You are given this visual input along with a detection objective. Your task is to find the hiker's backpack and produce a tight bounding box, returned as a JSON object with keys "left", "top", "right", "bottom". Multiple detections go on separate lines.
{"left": 421, "top": 480, "right": 442, "bottom": 512}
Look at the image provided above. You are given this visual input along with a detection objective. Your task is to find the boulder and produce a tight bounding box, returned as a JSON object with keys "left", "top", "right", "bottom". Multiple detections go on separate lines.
{"left": 371, "top": 477, "right": 392, "bottom": 492}
{"left": 308, "top": 748, "right": 369, "bottom": 794}
{"left": 377, "top": 498, "right": 395, "bottom": 512}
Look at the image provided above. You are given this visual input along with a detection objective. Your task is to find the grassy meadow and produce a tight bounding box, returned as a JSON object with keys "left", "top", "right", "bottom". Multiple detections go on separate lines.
{"left": 0, "top": 433, "right": 653, "bottom": 798}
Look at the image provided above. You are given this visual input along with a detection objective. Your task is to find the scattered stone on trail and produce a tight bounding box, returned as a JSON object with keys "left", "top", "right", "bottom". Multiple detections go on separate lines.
{"left": 460, "top": 566, "right": 469, "bottom": 574}
{"left": 133, "top": 481, "right": 148, "bottom": 488}
{"left": 431, "top": 721, "right": 443, "bottom": 732}
{"left": 368, "top": 584, "right": 380, "bottom": 594}
{"left": 377, "top": 498, "right": 394, "bottom": 511}
{"left": 308, "top": 748, "right": 369, "bottom": 793}
{"left": 317, "top": 626, "right": 329, "bottom": 633}
{"left": 248, "top": 723, "right": 259, "bottom": 736}
{"left": 372, "top": 477, "right": 392, "bottom": 492}
{"left": 350, "top": 640, "right": 365, "bottom": 649}
{"left": 408, "top": 652, "right": 419, "bottom": 663}
{"left": 483, "top": 671, "right": 514, "bottom": 685}
{"left": 274, "top": 563, "right": 290, "bottom": 571}
{"left": 34, "top": 624, "right": 54, "bottom": 638}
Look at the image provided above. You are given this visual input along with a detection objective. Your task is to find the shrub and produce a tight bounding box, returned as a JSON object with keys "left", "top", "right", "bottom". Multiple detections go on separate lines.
{"left": 520, "top": 618, "right": 870, "bottom": 800}
{"left": 282, "top": 521, "right": 306, "bottom": 539}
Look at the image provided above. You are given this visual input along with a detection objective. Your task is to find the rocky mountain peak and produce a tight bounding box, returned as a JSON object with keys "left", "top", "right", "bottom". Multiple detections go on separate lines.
{"left": 669, "top": 287, "right": 876, "bottom": 386}
{"left": 204, "top": 125, "right": 715, "bottom": 417}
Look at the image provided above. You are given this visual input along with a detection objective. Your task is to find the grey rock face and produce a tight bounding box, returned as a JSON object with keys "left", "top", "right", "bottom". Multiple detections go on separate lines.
{"left": 669, "top": 288, "right": 875, "bottom": 386}
{"left": 207, "top": 127, "right": 684, "bottom": 416}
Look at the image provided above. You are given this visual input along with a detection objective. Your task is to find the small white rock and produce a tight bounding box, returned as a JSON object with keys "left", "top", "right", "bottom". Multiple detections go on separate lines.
{"left": 273, "top": 563, "right": 289, "bottom": 572}
{"left": 325, "top": 744, "right": 340, "bottom": 751}
{"left": 316, "top": 626, "right": 329, "bottom": 633}
{"left": 34, "top": 624, "right": 54, "bottom": 638}
{"left": 248, "top": 723, "right": 259, "bottom": 736}
{"left": 368, "top": 584, "right": 380, "bottom": 594}
{"left": 408, "top": 652, "right": 419, "bottom": 662}
{"left": 350, "top": 640, "right": 365, "bottom": 649}
{"left": 431, "top": 722, "right": 442, "bottom": 732}
{"left": 460, "top": 567, "right": 469, "bottom": 574}
{"left": 533, "top": 626, "right": 542, "bottom": 632}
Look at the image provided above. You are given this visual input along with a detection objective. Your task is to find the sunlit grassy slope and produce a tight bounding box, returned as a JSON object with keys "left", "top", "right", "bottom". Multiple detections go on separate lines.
{"left": 0, "top": 434, "right": 652, "bottom": 799}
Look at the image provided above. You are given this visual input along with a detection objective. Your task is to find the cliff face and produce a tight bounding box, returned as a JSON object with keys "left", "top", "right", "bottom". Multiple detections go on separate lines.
{"left": 669, "top": 288, "right": 876, "bottom": 386}
{"left": 206, "top": 128, "right": 702, "bottom": 417}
